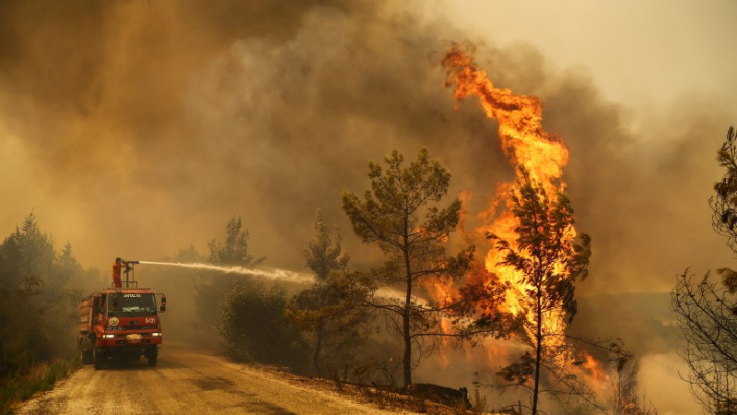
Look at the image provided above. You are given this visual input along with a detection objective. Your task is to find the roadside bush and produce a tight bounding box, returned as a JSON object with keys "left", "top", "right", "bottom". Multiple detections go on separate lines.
{"left": 218, "top": 279, "right": 307, "bottom": 371}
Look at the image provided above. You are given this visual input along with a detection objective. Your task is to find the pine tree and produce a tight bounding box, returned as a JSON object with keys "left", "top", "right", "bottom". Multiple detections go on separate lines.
{"left": 287, "top": 210, "right": 371, "bottom": 375}
{"left": 342, "top": 148, "right": 473, "bottom": 386}
{"left": 196, "top": 216, "right": 264, "bottom": 334}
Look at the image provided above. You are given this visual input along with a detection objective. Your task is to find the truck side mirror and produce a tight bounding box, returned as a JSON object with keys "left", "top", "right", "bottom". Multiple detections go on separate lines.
{"left": 160, "top": 295, "right": 167, "bottom": 312}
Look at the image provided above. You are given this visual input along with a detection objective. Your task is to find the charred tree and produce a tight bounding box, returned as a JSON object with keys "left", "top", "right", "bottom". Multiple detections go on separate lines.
{"left": 673, "top": 271, "right": 737, "bottom": 414}
{"left": 671, "top": 126, "right": 737, "bottom": 413}
{"left": 610, "top": 358, "right": 659, "bottom": 415}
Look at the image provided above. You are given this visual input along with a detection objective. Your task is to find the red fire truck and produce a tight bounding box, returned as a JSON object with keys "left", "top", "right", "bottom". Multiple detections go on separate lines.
{"left": 77, "top": 259, "right": 166, "bottom": 370}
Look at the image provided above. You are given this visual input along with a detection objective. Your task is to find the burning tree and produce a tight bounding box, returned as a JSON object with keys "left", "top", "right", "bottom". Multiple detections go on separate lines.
{"left": 490, "top": 168, "right": 592, "bottom": 414}
{"left": 286, "top": 210, "right": 372, "bottom": 376}
{"left": 439, "top": 45, "right": 638, "bottom": 413}
{"left": 342, "top": 148, "right": 474, "bottom": 387}
{"left": 672, "top": 126, "right": 737, "bottom": 413}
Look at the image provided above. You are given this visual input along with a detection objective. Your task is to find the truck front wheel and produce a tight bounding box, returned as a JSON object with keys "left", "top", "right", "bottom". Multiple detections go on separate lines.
{"left": 147, "top": 347, "right": 158, "bottom": 367}
{"left": 93, "top": 348, "right": 105, "bottom": 370}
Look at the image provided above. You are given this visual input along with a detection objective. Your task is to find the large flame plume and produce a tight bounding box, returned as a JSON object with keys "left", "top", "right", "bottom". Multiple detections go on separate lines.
{"left": 441, "top": 45, "right": 575, "bottom": 345}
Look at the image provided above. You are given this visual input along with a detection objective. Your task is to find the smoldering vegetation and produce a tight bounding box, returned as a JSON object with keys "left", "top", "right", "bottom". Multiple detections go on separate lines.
{"left": 0, "top": 0, "right": 734, "bottom": 413}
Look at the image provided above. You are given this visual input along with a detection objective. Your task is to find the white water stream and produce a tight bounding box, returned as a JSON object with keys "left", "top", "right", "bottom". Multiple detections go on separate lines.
{"left": 136, "top": 261, "right": 412, "bottom": 302}
{"left": 137, "top": 261, "right": 315, "bottom": 284}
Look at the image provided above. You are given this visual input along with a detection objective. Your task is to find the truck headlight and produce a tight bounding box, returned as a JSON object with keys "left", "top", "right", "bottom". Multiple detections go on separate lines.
{"left": 152, "top": 332, "right": 162, "bottom": 337}
{"left": 102, "top": 334, "right": 115, "bottom": 339}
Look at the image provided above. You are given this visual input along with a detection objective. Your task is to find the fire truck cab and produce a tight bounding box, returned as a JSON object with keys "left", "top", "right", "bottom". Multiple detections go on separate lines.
{"left": 77, "top": 260, "right": 166, "bottom": 370}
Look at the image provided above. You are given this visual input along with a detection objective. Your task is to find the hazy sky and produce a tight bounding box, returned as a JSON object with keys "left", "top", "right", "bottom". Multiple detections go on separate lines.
{"left": 443, "top": 0, "right": 737, "bottom": 107}
{"left": 0, "top": 0, "right": 735, "bottom": 296}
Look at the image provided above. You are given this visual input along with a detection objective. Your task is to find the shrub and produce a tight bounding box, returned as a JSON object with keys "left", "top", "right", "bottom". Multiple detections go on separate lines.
{"left": 218, "top": 279, "right": 307, "bottom": 370}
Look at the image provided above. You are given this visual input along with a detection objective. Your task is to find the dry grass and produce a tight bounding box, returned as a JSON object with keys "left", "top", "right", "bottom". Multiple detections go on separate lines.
{"left": 248, "top": 363, "right": 493, "bottom": 415}
{"left": 1, "top": 357, "right": 80, "bottom": 415}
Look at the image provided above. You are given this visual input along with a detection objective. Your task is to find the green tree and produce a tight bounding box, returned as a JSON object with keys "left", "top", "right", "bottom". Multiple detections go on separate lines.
{"left": 303, "top": 210, "right": 349, "bottom": 281}
{"left": 342, "top": 148, "right": 473, "bottom": 387}
{"left": 711, "top": 127, "right": 737, "bottom": 258}
{"left": 14, "top": 212, "right": 54, "bottom": 288}
{"left": 203, "top": 216, "right": 306, "bottom": 368}
{"left": 43, "top": 240, "right": 83, "bottom": 358}
{"left": 0, "top": 213, "right": 82, "bottom": 375}
{"left": 286, "top": 210, "right": 372, "bottom": 375}
{"left": 488, "top": 168, "right": 591, "bottom": 415}
{"left": 711, "top": 126, "right": 737, "bottom": 296}
{"left": 195, "top": 216, "right": 264, "bottom": 331}
{"left": 0, "top": 216, "right": 46, "bottom": 375}
{"left": 208, "top": 216, "right": 263, "bottom": 266}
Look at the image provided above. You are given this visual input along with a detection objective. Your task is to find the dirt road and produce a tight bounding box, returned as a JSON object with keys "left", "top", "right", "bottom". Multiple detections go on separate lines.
{"left": 15, "top": 343, "right": 408, "bottom": 415}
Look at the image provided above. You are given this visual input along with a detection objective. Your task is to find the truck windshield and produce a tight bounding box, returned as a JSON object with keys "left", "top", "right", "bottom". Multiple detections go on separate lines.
{"left": 107, "top": 293, "right": 156, "bottom": 316}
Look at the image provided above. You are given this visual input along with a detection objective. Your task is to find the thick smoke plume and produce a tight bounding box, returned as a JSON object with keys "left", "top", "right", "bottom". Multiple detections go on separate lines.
{"left": 1, "top": 1, "right": 730, "bottom": 295}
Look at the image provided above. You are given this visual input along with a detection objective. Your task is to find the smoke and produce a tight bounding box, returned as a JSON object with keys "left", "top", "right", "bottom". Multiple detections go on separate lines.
{"left": 1, "top": 0, "right": 730, "bottom": 296}
{"left": 0, "top": 0, "right": 505, "bottom": 273}
{"left": 1, "top": 1, "right": 735, "bottom": 411}
{"left": 638, "top": 353, "right": 700, "bottom": 415}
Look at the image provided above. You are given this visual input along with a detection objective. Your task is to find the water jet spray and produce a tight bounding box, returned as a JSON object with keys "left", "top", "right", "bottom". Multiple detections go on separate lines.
{"left": 136, "top": 261, "right": 315, "bottom": 284}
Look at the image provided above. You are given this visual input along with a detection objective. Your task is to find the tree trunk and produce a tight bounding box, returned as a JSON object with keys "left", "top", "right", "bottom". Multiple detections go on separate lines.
{"left": 403, "top": 300, "right": 411, "bottom": 387}
{"left": 313, "top": 322, "right": 324, "bottom": 376}
{"left": 402, "top": 265, "right": 412, "bottom": 386}
{"left": 402, "top": 221, "right": 412, "bottom": 387}
{"left": 532, "top": 285, "right": 543, "bottom": 415}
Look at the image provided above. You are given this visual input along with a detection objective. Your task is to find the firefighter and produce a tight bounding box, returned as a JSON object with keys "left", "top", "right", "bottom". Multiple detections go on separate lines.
{"left": 112, "top": 257, "right": 123, "bottom": 288}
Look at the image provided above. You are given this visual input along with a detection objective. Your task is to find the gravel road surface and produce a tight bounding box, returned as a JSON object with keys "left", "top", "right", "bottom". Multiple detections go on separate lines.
{"left": 14, "top": 343, "right": 407, "bottom": 415}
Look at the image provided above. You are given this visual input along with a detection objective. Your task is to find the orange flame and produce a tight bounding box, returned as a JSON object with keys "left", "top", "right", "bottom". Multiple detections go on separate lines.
{"left": 436, "top": 45, "right": 620, "bottom": 403}
{"left": 580, "top": 351, "right": 608, "bottom": 384}
{"left": 442, "top": 45, "right": 574, "bottom": 345}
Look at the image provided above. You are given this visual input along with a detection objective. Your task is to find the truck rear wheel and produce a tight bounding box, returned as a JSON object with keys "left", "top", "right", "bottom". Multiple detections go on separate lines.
{"left": 78, "top": 339, "right": 93, "bottom": 365}
{"left": 81, "top": 349, "right": 93, "bottom": 365}
{"left": 147, "top": 348, "right": 158, "bottom": 367}
{"left": 93, "top": 348, "right": 105, "bottom": 370}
